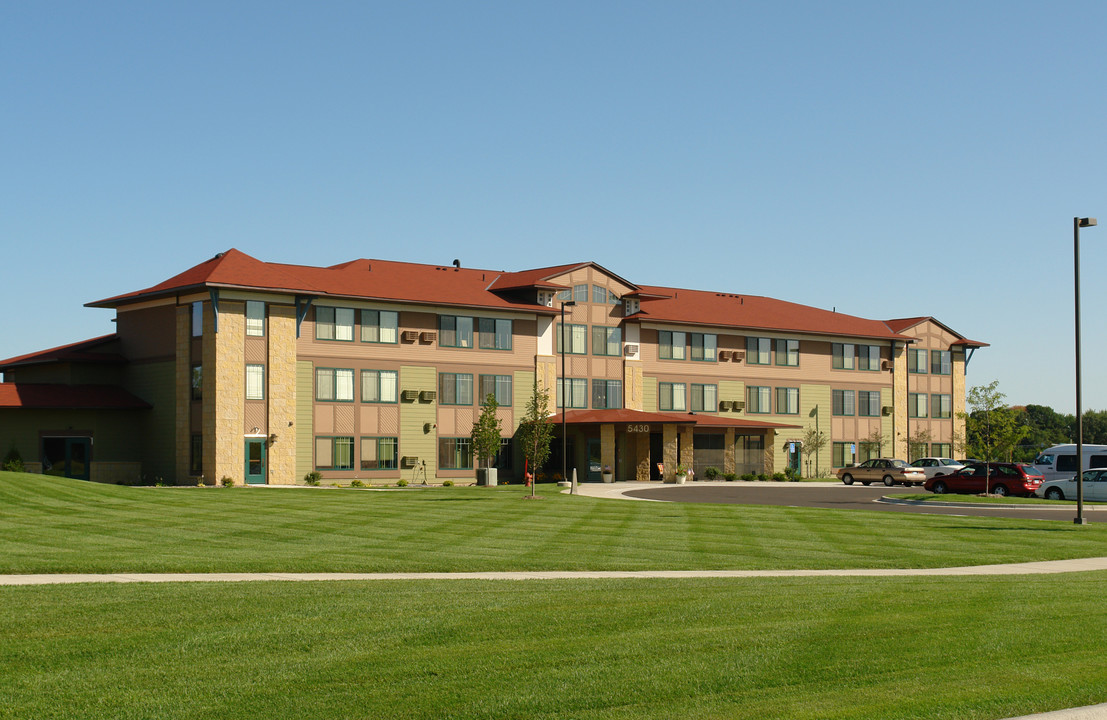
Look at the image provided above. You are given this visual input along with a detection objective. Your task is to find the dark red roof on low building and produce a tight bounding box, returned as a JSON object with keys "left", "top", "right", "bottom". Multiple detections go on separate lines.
{"left": 0, "top": 335, "right": 125, "bottom": 371}
{"left": 0, "top": 383, "right": 151, "bottom": 410}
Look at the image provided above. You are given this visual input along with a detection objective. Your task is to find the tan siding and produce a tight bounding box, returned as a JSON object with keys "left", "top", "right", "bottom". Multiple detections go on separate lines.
{"left": 400, "top": 365, "right": 438, "bottom": 480}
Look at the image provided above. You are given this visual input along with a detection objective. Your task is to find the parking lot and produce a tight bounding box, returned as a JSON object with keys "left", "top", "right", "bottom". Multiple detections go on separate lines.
{"left": 616, "top": 482, "right": 1107, "bottom": 523}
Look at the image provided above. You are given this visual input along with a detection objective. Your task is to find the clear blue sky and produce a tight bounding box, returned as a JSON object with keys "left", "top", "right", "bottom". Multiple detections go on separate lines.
{"left": 4, "top": 1, "right": 1106, "bottom": 413}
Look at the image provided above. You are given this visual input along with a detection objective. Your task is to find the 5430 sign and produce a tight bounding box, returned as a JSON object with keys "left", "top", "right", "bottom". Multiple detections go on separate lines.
{"left": 627, "top": 424, "right": 651, "bottom": 433}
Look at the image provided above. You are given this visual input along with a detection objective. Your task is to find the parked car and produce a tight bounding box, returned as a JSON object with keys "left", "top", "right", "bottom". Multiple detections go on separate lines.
{"left": 838, "top": 458, "right": 926, "bottom": 487}
{"left": 924, "top": 462, "right": 1044, "bottom": 497}
{"left": 1036, "top": 468, "right": 1107, "bottom": 501}
{"left": 907, "top": 457, "right": 964, "bottom": 479}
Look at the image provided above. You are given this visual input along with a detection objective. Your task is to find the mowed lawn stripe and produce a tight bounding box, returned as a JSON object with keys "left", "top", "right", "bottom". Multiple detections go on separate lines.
{"left": 4, "top": 471, "right": 1107, "bottom": 574}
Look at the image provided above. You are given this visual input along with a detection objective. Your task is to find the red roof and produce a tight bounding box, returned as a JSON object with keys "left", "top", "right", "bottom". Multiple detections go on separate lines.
{"left": 88, "top": 250, "right": 556, "bottom": 315}
{"left": 0, "top": 383, "right": 150, "bottom": 410}
{"left": 0, "top": 335, "right": 124, "bottom": 370}
{"left": 885, "top": 316, "right": 990, "bottom": 348}
{"left": 631, "top": 286, "right": 911, "bottom": 342}
{"left": 548, "top": 408, "right": 799, "bottom": 430}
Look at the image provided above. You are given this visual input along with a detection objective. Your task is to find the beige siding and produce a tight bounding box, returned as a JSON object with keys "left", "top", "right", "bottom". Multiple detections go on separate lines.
{"left": 400, "top": 365, "right": 438, "bottom": 479}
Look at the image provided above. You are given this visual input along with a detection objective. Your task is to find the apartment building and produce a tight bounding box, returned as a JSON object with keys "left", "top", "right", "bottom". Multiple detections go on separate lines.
{"left": 0, "top": 250, "right": 986, "bottom": 485}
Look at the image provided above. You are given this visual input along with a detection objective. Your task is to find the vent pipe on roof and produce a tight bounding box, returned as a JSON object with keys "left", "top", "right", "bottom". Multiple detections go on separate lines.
{"left": 453, "top": 259, "right": 461, "bottom": 270}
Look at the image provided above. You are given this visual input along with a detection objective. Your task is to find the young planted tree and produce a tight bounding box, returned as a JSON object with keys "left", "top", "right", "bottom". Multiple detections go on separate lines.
{"left": 801, "top": 427, "right": 828, "bottom": 478}
{"left": 959, "top": 380, "right": 1028, "bottom": 463}
{"left": 863, "top": 428, "right": 886, "bottom": 459}
{"left": 470, "top": 394, "right": 503, "bottom": 484}
{"left": 906, "top": 428, "right": 933, "bottom": 463}
{"left": 515, "top": 380, "right": 554, "bottom": 498}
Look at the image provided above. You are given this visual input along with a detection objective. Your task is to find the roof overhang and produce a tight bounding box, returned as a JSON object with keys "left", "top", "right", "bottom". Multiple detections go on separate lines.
{"left": 547, "top": 409, "right": 799, "bottom": 430}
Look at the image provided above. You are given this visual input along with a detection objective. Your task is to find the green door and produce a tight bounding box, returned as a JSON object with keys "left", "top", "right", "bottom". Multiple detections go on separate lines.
{"left": 245, "top": 439, "right": 267, "bottom": 485}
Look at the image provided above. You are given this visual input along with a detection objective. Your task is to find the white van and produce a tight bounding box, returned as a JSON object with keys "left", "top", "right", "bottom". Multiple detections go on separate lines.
{"left": 1031, "top": 444, "right": 1107, "bottom": 483}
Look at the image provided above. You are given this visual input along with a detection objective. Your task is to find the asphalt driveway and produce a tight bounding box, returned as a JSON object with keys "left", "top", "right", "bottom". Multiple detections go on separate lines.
{"left": 610, "top": 482, "right": 1107, "bottom": 523}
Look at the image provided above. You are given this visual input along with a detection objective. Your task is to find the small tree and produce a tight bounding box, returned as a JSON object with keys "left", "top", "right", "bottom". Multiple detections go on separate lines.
{"left": 470, "top": 394, "right": 503, "bottom": 473}
{"left": 906, "top": 428, "right": 932, "bottom": 463}
{"left": 801, "top": 427, "right": 828, "bottom": 478}
{"left": 515, "top": 380, "right": 554, "bottom": 498}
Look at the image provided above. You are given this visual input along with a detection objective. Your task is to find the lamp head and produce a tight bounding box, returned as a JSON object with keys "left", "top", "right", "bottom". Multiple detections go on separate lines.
{"left": 1078, "top": 217, "right": 1097, "bottom": 227}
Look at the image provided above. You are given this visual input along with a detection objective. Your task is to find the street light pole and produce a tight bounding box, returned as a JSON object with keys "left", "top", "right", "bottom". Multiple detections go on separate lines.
{"left": 561, "top": 300, "right": 576, "bottom": 493}
{"left": 1075, "top": 217, "right": 1096, "bottom": 525}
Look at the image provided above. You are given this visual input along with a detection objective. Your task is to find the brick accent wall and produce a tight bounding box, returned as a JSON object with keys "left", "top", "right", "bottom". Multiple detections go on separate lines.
{"left": 203, "top": 300, "right": 245, "bottom": 485}
{"left": 267, "top": 304, "right": 297, "bottom": 484}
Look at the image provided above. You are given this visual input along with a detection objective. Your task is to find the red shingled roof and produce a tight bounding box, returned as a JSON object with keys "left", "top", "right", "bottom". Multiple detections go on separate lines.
{"left": 0, "top": 383, "right": 150, "bottom": 410}
{"left": 631, "top": 285, "right": 911, "bottom": 342}
{"left": 0, "top": 335, "right": 124, "bottom": 370}
{"left": 548, "top": 409, "right": 799, "bottom": 429}
{"left": 885, "top": 316, "right": 990, "bottom": 348}
{"left": 87, "top": 250, "right": 556, "bottom": 314}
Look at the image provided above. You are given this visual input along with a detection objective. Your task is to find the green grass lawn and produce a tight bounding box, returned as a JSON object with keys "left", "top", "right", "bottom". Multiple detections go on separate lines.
{"left": 893, "top": 493, "right": 1101, "bottom": 505}
{"left": 5, "top": 470, "right": 1107, "bottom": 720}
{"left": 2, "top": 470, "right": 1107, "bottom": 575}
{"left": 3, "top": 576, "right": 1106, "bottom": 720}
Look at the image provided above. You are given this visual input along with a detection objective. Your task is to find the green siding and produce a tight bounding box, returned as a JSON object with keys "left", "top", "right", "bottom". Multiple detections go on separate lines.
{"left": 125, "top": 362, "right": 176, "bottom": 481}
{"left": 399, "top": 366, "right": 437, "bottom": 479}
{"left": 642, "top": 376, "right": 658, "bottom": 413}
{"left": 718, "top": 380, "right": 745, "bottom": 405}
{"left": 800, "top": 384, "right": 832, "bottom": 475}
{"left": 296, "top": 361, "right": 315, "bottom": 482}
{"left": 511, "top": 370, "right": 536, "bottom": 432}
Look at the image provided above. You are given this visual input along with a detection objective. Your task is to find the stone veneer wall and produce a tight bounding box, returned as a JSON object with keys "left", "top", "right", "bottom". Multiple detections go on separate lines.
{"left": 267, "top": 304, "right": 297, "bottom": 484}
{"left": 892, "top": 342, "right": 908, "bottom": 459}
{"left": 203, "top": 300, "right": 245, "bottom": 485}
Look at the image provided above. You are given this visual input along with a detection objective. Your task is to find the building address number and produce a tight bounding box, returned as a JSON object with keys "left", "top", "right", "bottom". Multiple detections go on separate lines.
{"left": 627, "top": 424, "right": 651, "bottom": 433}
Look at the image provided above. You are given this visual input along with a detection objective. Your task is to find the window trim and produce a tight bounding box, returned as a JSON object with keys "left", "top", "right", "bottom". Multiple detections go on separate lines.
{"left": 592, "top": 326, "right": 622, "bottom": 357}
{"left": 315, "top": 306, "right": 355, "bottom": 342}
{"left": 746, "top": 385, "right": 771, "bottom": 414}
{"left": 659, "top": 330, "right": 687, "bottom": 361}
{"left": 245, "top": 364, "right": 265, "bottom": 401}
{"left": 775, "top": 339, "right": 799, "bottom": 367}
{"left": 557, "top": 323, "right": 588, "bottom": 355}
{"left": 361, "top": 369, "right": 399, "bottom": 404}
{"left": 746, "top": 337, "right": 771, "bottom": 365}
{"left": 690, "top": 383, "right": 717, "bottom": 413}
{"left": 775, "top": 386, "right": 799, "bottom": 415}
{"left": 361, "top": 309, "right": 399, "bottom": 344}
{"left": 360, "top": 436, "right": 398, "bottom": 471}
{"left": 316, "top": 436, "right": 355, "bottom": 470}
{"left": 438, "top": 437, "right": 473, "bottom": 470}
{"left": 245, "top": 301, "right": 265, "bottom": 337}
{"left": 438, "top": 372, "right": 474, "bottom": 406}
{"left": 659, "top": 381, "right": 688, "bottom": 412}
{"left": 316, "top": 367, "right": 355, "bottom": 402}
{"left": 690, "top": 333, "right": 717, "bottom": 362}
{"left": 832, "top": 389, "right": 856, "bottom": 416}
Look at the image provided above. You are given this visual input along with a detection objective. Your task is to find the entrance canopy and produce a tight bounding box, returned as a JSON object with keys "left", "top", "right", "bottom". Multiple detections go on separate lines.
{"left": 547, "top": 408, "right": 800, "bottom": 431}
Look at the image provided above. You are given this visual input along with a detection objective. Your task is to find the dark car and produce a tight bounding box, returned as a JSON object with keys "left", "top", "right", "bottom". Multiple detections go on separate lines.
{"left": 924, "top": 462, "right": 1044, "bottom": 497}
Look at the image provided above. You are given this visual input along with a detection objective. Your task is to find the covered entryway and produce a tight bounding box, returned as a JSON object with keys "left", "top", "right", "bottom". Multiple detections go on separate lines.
{"left": 42, "top": 436, "right": 91, "bottom": 481}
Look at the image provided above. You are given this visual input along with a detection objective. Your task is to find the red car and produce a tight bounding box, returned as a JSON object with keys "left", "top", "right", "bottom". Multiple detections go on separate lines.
{"left": 924, "top": 462, "right": 1044, "bottom": 497}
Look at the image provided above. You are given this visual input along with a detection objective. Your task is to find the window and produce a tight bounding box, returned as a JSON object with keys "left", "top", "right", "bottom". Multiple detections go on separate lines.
{"left": 747, "top": 337, "right": 770, "bottom": 365}
{"left": 573, "top": 284, "right": 588, "bottom": 303}
{"left": 858, "top": 391, "right": 881, "bottom": 417}
{"left": 775, "top": 387, "right": 799, "bottom": 415}
{"left": 746, "top": 386, "right": 771, "bottom": 414}
{"left": 659, "top": 382, "right": 687, "bottom": 411}
{"left": 557, "top": 378, "right": 588, "bottom": 409}
{"left": 191, "top": 365, "right": 202, "bottom": 401}
{"left": 360, "top": 437, "right": 398, "bottom": 470}
{"left": 832, "top": 389, "right": 855, "bottom": 416}
{"left": 659, "top": 330, "right": 686, "bottom": 360}
{"left": 858, "top": 345, "right": 881, "bottom": 371}
{"left": 478, "top": 318, "right": 513, "bottom": 350}
{"left": 316, "top": 437, "right": 354, "bottom": 470}
{"left": 439, "top": 316, "right": 474, "bottom": 348}
{"left": 556, "top": 323, "right": 588, "bottom": 354}
{"left": 316, "top": 307, "right": 354, "bottom": 341}
{"left": 191, "top": 302, "right": 203, "bottom": 337}
{"left": 361, "top": 310, "right": 398, "bottom": 344}
{"left": 246, "top": 301, "right": 265, "bottom": 337}
{"left": 190, "top": 434, "right": 202, "bottom": 476}
{"left": 316, "top": 368, "right": 355, "bottom": 402}
{"left": 690, "top": 384, "right": 717, "bottom": 412}
{"left": 931, "top": 393, "right": 952, "bottom": 419}
{"left": 932, "top": 443, "right": 952, "bottom": 458}
{"left": 833, "top": 442, "right": 855, "bottom": 468}
{"left": 832, "top": 343, "right": 855, "bottom": 370}
{"left": 438, "top": 438, "right": 473, "bottom": 470}
{"left": 691, "top": 333, "right": 717, "bottom": 362}
{"left": 592, "top": 326, "right": 622, "bottom": 356}
{"left": 592, "top": 285, "right": 608, "bottom": 303}
{"left": 908, "top": 348, "right": 928, "bottom": 373}
{"left": 775, "top": 339, "right": 799, "bottom": 367}
{"left": 362, "top": 370, "right": 398, "bottom": 403}
{"left": 479, "top": 374, "right": 512, "bottom": 406}
{"left": 492, "top": 438, "right": 514, "bottom": 470}
{"left": 931, "top": 350, "right": 952, "bottom": 375}
{"left": 439, "top": 373, "right": 474, "bottom": 405}
{"left": 592, "top": 379, "right": 623, "bottom": 409}
{"left": 909, "top": 392, "right": 928, "bottom": 418}
{"left": 245, "top": 364, "right": 265, "bottom": 400}
{"left": 556, "top": 289, "right": 570, "bottom": 302}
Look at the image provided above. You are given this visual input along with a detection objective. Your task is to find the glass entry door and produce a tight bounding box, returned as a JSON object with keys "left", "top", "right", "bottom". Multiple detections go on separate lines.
{"left": 587, "top": 439, "right": 602, "bottom": 481}
{"left": 42, "top": 436, "right": 91, "bottom": 481}
{"left": 244, "top": 439, "right": 267, "bottom": 485}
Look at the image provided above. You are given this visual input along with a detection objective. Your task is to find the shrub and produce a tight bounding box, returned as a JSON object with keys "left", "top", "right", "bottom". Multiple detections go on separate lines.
{"left": 740, "top": 473, "right": 756, "bottom": 482}
{"left": 304, "top": 471, "right": 321, "bottom": 486}
{"left": 771, "top": 472, "right": 787, "bottom": 482}
{"left": 2, "top": 446, "right": 25, "bottom": 472}
{"left": 757, "top": 473, "right": 770, "bottom": 482}
{"left": 220, "top": 476, "right": 235, "bottom": 487}
{"left": 350, "top": 479, "right": 366, "bottom": 488}
{"left": 396, "top": 478, "right": 408, "bottom": 488}
{"left": 724, "top": 473, "right": 738, "bottom": 482}
{"left": 704, "top": 466, "right": 720, "bottom": 480}
{"left": 442, "top": 480, "right": 454, "bottom": 487}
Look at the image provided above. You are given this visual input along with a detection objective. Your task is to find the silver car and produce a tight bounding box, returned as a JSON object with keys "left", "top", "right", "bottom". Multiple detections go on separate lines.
{"left": 908, "top": 457, "right": 965, "bottom": 480}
